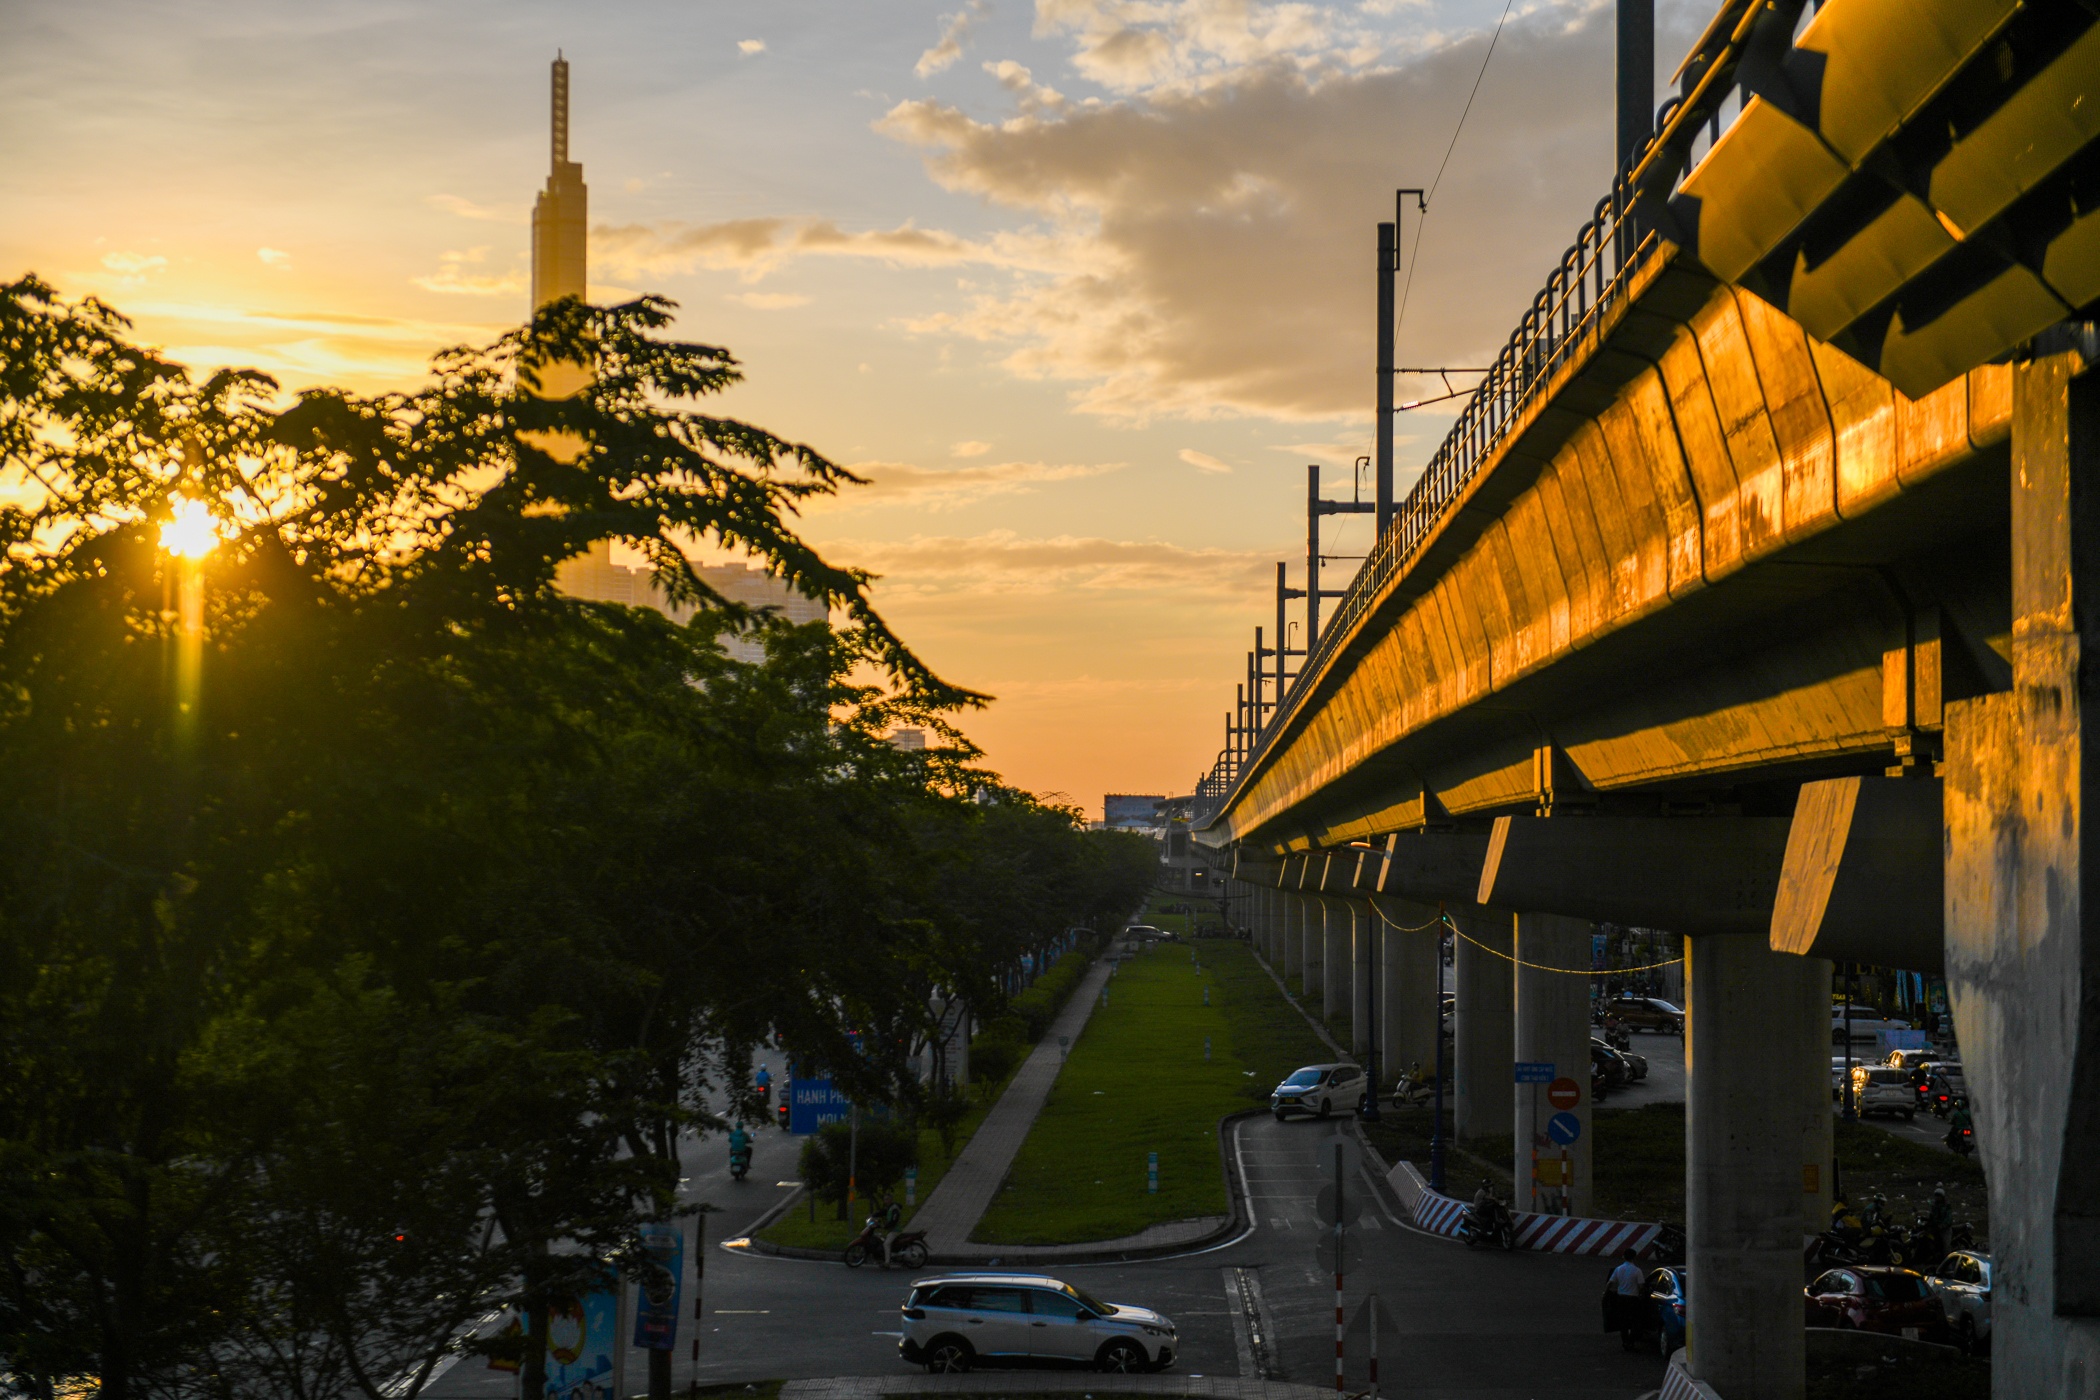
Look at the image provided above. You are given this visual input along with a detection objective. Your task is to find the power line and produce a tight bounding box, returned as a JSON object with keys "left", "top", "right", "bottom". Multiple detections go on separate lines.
{"left": 1395, "top": 0, "right": 1517, "bottom": 349}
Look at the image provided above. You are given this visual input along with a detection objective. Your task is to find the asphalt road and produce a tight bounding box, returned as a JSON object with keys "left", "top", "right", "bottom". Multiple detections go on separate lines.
{"left": 428, "top": 1108, "right": 1665, "bottom": 1398}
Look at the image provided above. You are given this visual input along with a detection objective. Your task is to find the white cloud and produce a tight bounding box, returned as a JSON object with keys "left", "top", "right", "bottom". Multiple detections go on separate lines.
{"left": 917, "top": 1, "right": 988, "bottom": 77}
{"left": 594, "top": 216, "right": 1062, "bottom": 283}
{"left": 1177, "top": 447, "right": 1231, "bottom": 473}
{"left": 413, "top": 246, "right": 523, "bottom": 296}
{"left": 99, "top": 251, "right": 167, "bottom": 284}
{"left": 739, "top": 38, "right": 767, "bottom": 55}
{"left": 427, "top": 193, "right": 522, "bottom": 224}
{"left": 828, "top": 459, "right": 1122, "bottom": 511}
{"left": 731, "top": 291, "right": 812, "bottom": 309}
{"left": 831, "top": 528, "right": 1269, "bottom": 597}
{"left": 951, "top": 440, "right": 992, "bottom": 457}
{"left": 871, "top": 1, "right": 1629, "bottom": 423}
{"left": 256, "top": 247, "right": 292, "bottom": 269}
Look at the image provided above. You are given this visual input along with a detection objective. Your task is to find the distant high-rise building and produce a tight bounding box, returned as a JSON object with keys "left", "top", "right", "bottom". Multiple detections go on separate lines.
{"left": 1103, "top": 794, "right": 1165, "bottom": 830}
{"left": 532, "top": 52, "right": 588, "bottom": 311}
{"left": 557, "top": 541, "right": 828, "bottom": 663}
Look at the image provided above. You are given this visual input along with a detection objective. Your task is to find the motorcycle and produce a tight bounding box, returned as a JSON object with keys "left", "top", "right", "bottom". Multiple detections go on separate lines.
{"left": 1460, "top": 1200, "right": 1516, "bottom": 1251}
{"left": 1391, "top": 1064, "right": 1435, "bottom": 1108}
{"left": 1947, "top": 1123, "right": 1976, "bottom": 1157}
{"left": 844, "top": 1216, "right": 929, "bottom": 1269}
{"left": 729, "top": 1142, "right": 753, "bottom": 1181}
{"left": 776, "top": 1097, "right": 790, "bottom": 1131}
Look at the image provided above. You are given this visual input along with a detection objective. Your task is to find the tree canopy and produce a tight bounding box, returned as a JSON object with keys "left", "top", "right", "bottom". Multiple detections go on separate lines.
{"left": 0, "top": 277, "right": 1158, "bottom": 1399}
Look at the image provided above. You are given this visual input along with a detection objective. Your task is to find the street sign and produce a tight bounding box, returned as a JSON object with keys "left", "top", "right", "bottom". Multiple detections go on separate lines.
{"left": 1546, "top": 1077, "right": 1581, "bottom": 1110}
{"left": 1315, "top": 1183, "right": 1362, "bottom": 1227}
{"left": 1314, "top": 1135, "right": 1362, "bottom": 1179}
{"left": 786, "top": 1075, "right": 853, "bottom": 1134}
{"left": 1547, "top": 1111, "right": 1583, "bottom": 1145}
{"left": 1314, "top": 1231, "right": 1364, "bottom": 1274}
{"left": 1514, "top": 1061, "right": 1555, "bottom": 1084}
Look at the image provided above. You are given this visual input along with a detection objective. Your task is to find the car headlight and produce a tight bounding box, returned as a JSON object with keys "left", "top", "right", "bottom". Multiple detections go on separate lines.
{"left": 1142, "top": 1324, "right": 1168, "bottom": 1336}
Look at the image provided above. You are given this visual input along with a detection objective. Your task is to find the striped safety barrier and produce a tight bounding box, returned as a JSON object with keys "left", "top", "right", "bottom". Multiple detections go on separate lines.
{"left": 1409, "top": 1187, "right": 1661, "bottom": 1257}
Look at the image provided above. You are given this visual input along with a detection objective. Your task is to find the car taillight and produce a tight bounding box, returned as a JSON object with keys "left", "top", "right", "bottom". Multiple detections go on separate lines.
{"left": 903, "top": 1308, "right": 925, "bottom": 1320}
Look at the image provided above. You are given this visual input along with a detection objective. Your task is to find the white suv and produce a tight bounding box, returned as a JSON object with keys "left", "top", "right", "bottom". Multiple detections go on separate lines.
{"left": 1849, "top": 1065, "right": 1917, "bottom": 1120}
{"left": 899, "top": 1273, "right": 1177, "bottom": 1373}
{"left": 1270, "top": 1062, "right": 1365, "bottom": 1119}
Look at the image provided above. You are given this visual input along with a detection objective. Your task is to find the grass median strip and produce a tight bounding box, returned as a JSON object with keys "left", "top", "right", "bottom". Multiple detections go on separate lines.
{"left": 971, "top": 936, "right": 1330, "bottom": 1245}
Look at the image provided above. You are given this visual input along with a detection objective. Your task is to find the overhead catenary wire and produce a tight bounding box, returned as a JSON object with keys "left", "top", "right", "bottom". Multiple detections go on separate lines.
{"left": 1368, "top": 901, "right": 1685, "bottom": 975}
{"left": 1394, "top": 0, "right": 1518, "bottom": 349}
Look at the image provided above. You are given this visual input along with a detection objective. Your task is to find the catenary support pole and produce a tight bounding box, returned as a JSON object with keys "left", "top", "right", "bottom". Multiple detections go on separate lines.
{"left": 1375, "top": 221, "right": 1395, "bottom": 540}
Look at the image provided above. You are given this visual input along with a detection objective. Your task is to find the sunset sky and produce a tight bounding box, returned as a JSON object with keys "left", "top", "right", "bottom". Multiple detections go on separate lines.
{"left": 1, "top": 0, "right": 1707, "bottom": 814}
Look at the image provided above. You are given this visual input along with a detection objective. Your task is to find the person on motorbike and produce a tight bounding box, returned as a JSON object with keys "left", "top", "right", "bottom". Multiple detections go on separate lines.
{"left": 1946, "top": 1098, "right": 1975, "bottom": 1154}
{"left": 875, "top": 1188, "right": 903, "bottom": 1267}
{"left": 1468, "top": 1180, "right": 1505, "bottom": 1239}
{"left": 728, "top": 1122, "right": 752, "bottom": 1169}
{"left": 754, "top": 1062, "right": 773, "bottom": 1106}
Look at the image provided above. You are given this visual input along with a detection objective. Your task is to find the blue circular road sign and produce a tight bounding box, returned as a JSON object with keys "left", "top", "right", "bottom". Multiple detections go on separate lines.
{"left": 1547, "top": 1111, "right": 1583, "bottom": 1145}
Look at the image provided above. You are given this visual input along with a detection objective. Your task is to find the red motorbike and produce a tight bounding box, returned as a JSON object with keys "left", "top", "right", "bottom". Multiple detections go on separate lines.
{"left": 844, "top": 1216, "right": 929, "bottom": 1269}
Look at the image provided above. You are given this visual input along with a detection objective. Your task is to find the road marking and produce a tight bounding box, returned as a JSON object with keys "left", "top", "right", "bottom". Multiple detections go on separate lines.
{"left": 1225, "top": 1266, "right": 1277, "bottom": 1379}
{"left": 714, "top": 1309, "right": 770, "bottom": 1314}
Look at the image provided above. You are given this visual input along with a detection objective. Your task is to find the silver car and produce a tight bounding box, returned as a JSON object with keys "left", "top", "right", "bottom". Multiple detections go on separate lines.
{"left": 1270, "top": 1062, "right": 1364, "bottom": 1119}
{"left": 899, "top": 1272, "right": 1178, "bottom": 1374}
{"left": 1849, "top": 1065, "right": 1917, "bottom": 1120}
{"left": 1927, "top": 1250, "right": 1992, "bottom": 1355}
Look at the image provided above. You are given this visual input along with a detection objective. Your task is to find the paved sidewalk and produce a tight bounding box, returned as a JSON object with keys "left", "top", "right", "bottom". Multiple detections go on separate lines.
{"left": 912, "top": 954, "right": 1118, "bottom": 1255}
{"left": 782, "top": 1374, "right": 1346, "bottom": 1400}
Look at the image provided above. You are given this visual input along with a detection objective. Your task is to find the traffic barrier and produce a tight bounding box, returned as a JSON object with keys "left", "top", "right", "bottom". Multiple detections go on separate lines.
{"left": 1408, "top": 1183, "right": 1662, "bottom": 1257}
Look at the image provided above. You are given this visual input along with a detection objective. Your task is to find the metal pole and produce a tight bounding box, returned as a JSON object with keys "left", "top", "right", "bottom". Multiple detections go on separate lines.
{"left": 1617, "top": 0, "right": 1655, "bottom": 172}
{"left": 1307, "top": 464, "right": 1322, "bottom": 646}
{"left": 1275, "top": 563, "right": 1289, "bottom": 701}
{"left": 1431, "top": 905, "right": 1448, "bottom": 1194}
{"left": 1375, "top": 221, "right": 1395, "bottom": 540}
{"left": 689, "top": 1212, "right": 704, "bottom": 1394}
{"left": 1333, "top": 1140, "right": 1346, "bottom": 1394}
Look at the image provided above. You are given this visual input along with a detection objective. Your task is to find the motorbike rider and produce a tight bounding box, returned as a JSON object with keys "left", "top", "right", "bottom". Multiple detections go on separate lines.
{"left": 1468, "top": 1179, "right": 1506, "bottom": 1239}
{"left": 754, "top": 1062, "right": 773, "bottom": 1107}
{"left": 1946, "top": 1098, "right": 1975, "bottom": 1153}
{"left": 875, "top": 1187, "right": 903, "bottom": 1266}
{"left": 728, "top": 1121, "right": 752, "bottom": 1173}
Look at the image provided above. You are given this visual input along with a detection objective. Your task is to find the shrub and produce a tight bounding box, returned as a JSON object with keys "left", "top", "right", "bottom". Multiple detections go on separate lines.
{"left": 1009, "top": 944, "right": 1097, "bottom": 1041}
{"left": 798, "top": 1119, "right": 919, "bottom": 1219}
{"left": 968, "top": 1035, "right": 1021, "bottom": 1088}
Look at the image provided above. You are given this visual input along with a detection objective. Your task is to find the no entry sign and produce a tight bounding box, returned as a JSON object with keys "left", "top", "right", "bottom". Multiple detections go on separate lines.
{"left": 1547, "top": 1077, "right": 1581, "bottom": 1110}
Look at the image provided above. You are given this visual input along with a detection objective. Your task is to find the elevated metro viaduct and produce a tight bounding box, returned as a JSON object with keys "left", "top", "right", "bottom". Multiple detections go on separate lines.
{"left": 1202, "top": 3, "right": 2100, "bottom": 1396}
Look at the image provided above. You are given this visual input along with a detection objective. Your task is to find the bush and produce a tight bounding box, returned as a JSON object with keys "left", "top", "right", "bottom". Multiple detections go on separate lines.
{"left": 1009, "top": 944, "right": 1097, "bottom": 1041}
{"left": 968, "top": 1035, "right": 1021, "bottom": 1087}
{"left": 798, "top": 1119, "right": 919, "bottom": 1219}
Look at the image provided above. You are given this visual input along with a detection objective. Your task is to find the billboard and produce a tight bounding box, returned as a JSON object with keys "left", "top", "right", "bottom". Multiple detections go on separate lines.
{"left": 632, "top": 1222, "right": 683, "bottom": 1350}
{"left": 543, "top": 1290, "right": 618, "bottom": 1400}
{"left": 787, "top": 1074, "right": 854, "bottom": 1134}
{"left": 1103, "top": 794, "right": 1164, "bottom": 829}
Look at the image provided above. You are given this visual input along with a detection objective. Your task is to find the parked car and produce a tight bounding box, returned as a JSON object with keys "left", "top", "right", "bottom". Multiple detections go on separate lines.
{"left": 899, "top": 1273, "right": 1178, "bottom": 1373}
{"left": 1849, "top": 1065, "right": 1917, "bottom": 1121}
{"left": 1603, "top": 996, "right": 1684, "bottom": 1034}
{"left": 1927, "top": 1250, "right": 1993, "bottom": 1356}
{"left": 1803, "top": 1267, "right": 1945, "bottom": 1338}
{"left": 1121, "top": 924, "right": 1173, "bottom": 943}
{"left": 1643, "top": 1266, "right": 1689, "bottom": 1357}
{"left": 1270, "top": 1062, "right": 1364, "bottom": 1120}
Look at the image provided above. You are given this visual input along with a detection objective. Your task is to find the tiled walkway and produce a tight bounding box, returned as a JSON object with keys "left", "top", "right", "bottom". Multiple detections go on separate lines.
{"left": 781, "top": 1373, "right": 1351, "bottom": 1400}
{"left": 911, "top": 955, "right": 1117, "bottom": 1255}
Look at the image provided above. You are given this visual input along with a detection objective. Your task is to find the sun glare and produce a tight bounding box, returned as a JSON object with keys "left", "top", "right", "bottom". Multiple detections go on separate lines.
{"left": 159, "top": 496, "right": 222, "bottom": 559}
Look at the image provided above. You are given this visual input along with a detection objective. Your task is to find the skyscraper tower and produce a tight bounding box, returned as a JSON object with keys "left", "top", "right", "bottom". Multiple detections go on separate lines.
{"left": 531, "top": 52, "right": 588, "bottom": 310}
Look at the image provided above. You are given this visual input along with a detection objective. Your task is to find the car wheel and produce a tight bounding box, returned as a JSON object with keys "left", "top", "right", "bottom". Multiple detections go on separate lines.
{"left": 1273, "top": 1109, "right": 1288, "bottom": 1121}
{"left": 925, "top": 1338, "right": 972, "bottom": 1374}
{"left": 1958, "top": 1315, "right": 1977, "bottom": 1356}
{"left": 1318, "top": 1098, "right": 1332, "bottom": 1120}
{"left": 1097, "top": 1340, "right": 1146, "bottom": 1373}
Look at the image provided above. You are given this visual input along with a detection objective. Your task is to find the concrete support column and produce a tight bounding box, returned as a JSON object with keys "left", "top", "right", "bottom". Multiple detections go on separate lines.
{"left": 1684, "top": 935, "right": 1829, "bottom": 1400}
{"left": 1320, "top": 898, "right": 1347, "bottom": 1022}
{"left": 1303, "top": 898, "right": 1326, "bottom": 997}
{"left": 1512, "top": 912, "right": 1592, "bottom": 1218}
{"left": 1372, "top": 895, "right": 1441, "bottom": 1087}
{"left": 1453, "top": 905, "right": 1514, "bottom": 1142}
{"left": 1942, "top": 350, "right": 2100, "bottom": 1389}
{"left": 1349, "top": 903, "right": 1371, "bottom": 1055}
{"left": 1285, "top": 896, "right": 1306, "bottom": 979}
{"left": 1257, "top": 887, "right": 1273, "bottom": 959}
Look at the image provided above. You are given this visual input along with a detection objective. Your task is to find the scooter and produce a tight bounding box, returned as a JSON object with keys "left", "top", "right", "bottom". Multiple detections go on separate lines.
{"left": 844, "top": 1217, "right": 929, "bottom": 1269}
{"left": 1460, "top": 1200, "right": 1515, "bottom": 1251}
{"left": 729, "top": 1142, "right": 753, "bottom": 1181}
{"left": 1946, "top": 1123, "right": 1976, "bottom": 1158}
